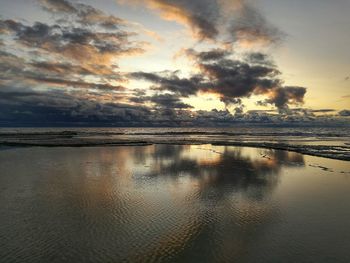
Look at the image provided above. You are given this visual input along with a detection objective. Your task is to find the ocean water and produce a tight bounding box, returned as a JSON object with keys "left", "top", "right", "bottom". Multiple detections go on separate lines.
{"left": 1, "top": 144, "right": 350, "bottom": 262}
{"left": 1, "top": 127, "right": 349, "bottom": 160}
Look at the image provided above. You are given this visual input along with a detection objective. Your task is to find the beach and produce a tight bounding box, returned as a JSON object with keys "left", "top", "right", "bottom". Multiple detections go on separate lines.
{"left": 1, "top": 144, "right": 350, "bottom": 262}
{"left": 1, "top": 0, "right": 349, "bottom": 261}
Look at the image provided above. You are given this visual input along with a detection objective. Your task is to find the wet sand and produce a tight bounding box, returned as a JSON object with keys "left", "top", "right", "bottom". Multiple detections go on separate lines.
{"left": 1, "top": 145, "right": 350, "bottom": 262}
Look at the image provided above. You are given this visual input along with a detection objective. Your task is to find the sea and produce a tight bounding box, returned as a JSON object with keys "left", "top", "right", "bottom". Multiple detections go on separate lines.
{"left": 0, "top": 126, "right": 349, "bottom": 160}
{"left": 1, "top": 126, "right": 350, "bottom": 262}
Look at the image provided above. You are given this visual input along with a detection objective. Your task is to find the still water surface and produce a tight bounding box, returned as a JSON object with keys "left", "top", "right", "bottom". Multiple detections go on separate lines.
{"left": 1, "top": 145, "right": 350, "bottom": 262}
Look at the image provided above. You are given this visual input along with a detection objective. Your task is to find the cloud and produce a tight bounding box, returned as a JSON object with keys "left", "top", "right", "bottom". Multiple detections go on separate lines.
{"left": 0, "top": 50, "right": 127, "bottom": 94}
{"left": 197, "top": 55, "right": 281, "bottom": 101}
{"left": 132, "top": 48, "right": 307, "bottom": 110}
{"left": 39, "top": 0, "right": 76, "bottom": 13}
{"left": 150, "top": 93, "right": 193, "bottom": 109}
{"left": 0, "top": 0, "right": 344, "bottom": 127}
{"left": 227, "top": 1, "right": 285, "bottom": 47}
{"left": 245, "top": 52, "right": 275, "bottom": 66}
{"left": 185, "top": 49, "right": 282, "bottom": 104}
{"left": 39, "top": 0, "right": 125, "bottom": 29}
{"left": 27, "top": 76, "right": 126, "bottom": 91}
{"left": 0, "top": 0, "right": 155, "bottom": 127}
{"left": 143, "top": 145, "right": 304, "bottom": 187}
{"left": 263, "top": 86, "right": 306, "bottom": 111}
{"left": 131, "top": 93, "right": 193, "bottom": 109}
{"left": 339, "top": 110, "right": 350, "bottom": 116}
{"left": 0, "top": 85, "right": 151, "bottom": 126}
{"left": 185, "top": 48, "right": 230, "bottom": 61}
{"left": 192, "top": 49, "right": 305, "bottom": 110}
{"left": 120, "top": 0, "right": 284, "bottom": 47}
{"left": 0, "top": 83, "right": 346, "bottom": 127}
{"left": 30, "top": 61, "right": 95, "bottom": 76}
{"left": 0, "top": 20, "right": 144, "bottom": 66}
{"left": 121, "top": 0, "right": 220, "bottom": 40}
{"left": 0, "top": 51, "right": 26, "bottom": 75}
{"left": 0, "top": 0, "right": 147, "bottom": 82}
{"left": 0, "top": 0, "right": 147, "bottom": 109}
{"left": 310, "top": 109, "right": 336, "bottom": 113}
{"left": 130, "top": 71, "right": 203, "bottom": 96}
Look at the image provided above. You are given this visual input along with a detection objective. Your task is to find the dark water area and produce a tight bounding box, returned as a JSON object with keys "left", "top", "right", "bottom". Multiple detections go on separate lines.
{"left": 1, "top": 145, "right": 350, "bottom": 262}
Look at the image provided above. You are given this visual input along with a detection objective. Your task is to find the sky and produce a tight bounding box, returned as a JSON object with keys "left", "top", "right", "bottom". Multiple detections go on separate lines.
{"left": 0, "top": 0, "right": 349, "bottom": 126}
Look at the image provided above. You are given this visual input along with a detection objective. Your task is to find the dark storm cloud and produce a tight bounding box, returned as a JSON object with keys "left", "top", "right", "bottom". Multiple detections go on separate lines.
{"left": 0, "top": 84, "right": 345, "bottom": 127}
{"left": 140, "top": 93, "right": 193, "bottom": 109}
{"left": 245, "top": 52, "right": 275, "bottom": 66}
{"left": 129, "top": 93, "right": 193, "bottom": 110}
{"left": 194, "top": 109, "right": 235, "bottom": 124}
{"left": 39, "top": 0, "right": 125, "bottom": 29}
{"left": 131, "top": 49, "right": 281, "bottom": 103}
{"left": 191, "top": 49, "right": 306, "bottom": 110}
{"left": 198, "top": 57, "right": 281, "bottom": 99}
{"left": 185, "top": 49, "right": 282, "bottom": 103}
{"left": 130, "top": 71, "right": 203, "bottom": 96}
{"left": 185, "top": 48, "right": 230, "bottom": 61}
{"left": 0, "top": 85, "right": 190, "bottom": 127}
{"left": 0, "top": 85, "right": 151, "bottom": 126}
{"left": 132, "top": 48, "right": 306, "bottom": 110}
{"left": 263, "top": 86, "right": 306, "bottom": 111}
{"left": 221, "top": 97, "right": 243, "bottom": 106}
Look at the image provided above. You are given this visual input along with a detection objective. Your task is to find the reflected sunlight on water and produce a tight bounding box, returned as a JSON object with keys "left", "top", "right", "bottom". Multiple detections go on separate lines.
{"left": 0, "top": 145, "right": 350, "bottom": 262}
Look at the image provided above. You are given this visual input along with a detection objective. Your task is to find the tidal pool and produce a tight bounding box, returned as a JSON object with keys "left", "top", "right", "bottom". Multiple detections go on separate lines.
{"left": 0, "top": 145, "right": 350, "bottom": 262}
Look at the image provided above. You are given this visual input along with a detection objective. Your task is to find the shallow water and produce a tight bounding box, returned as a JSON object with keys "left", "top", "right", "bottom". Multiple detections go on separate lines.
{"left": 1, "top": 145, "right": 350, "bottom": 262}
{"left": 1, "top": 127, "right": 349, "bottom": 160}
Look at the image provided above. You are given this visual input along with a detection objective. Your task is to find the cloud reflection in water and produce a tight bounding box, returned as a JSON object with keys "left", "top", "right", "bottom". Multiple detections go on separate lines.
{"left": 0, "top": 145, "right": 306, "bottom": 262}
